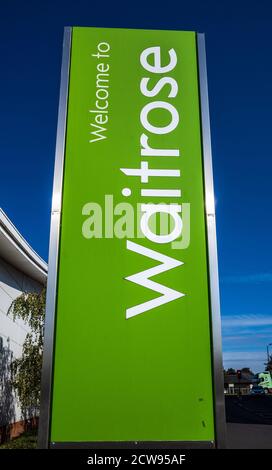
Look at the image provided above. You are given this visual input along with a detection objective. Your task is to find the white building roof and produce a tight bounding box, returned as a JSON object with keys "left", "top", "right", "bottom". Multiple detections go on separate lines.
{"left": 0, "top": 208, "right": 47, "bottom": 285}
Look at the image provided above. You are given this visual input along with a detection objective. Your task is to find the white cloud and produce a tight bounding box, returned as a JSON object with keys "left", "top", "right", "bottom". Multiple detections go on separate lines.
{"left": 222, "top": 314, "right": 272, "bottom": 328}
{"left": 223, "top": 351, "right": 265, "bottom": 361}
{"left": 223, "top": 350, "right": 266, "bottom": 373}
{"left": 221, "top": 315, "right": 272, "bottom": 372}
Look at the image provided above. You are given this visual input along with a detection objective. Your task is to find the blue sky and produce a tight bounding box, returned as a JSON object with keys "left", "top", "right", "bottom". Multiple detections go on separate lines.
{"left": 0, "top": 0, "right": 271, "bottom": 373}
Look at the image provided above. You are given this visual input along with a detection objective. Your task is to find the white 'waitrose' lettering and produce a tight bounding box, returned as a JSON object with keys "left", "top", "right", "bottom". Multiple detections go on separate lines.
{"left": 121, "top": 46, "right": 184, "bottom": 319}
{"left": 125, "top": 241, "right": 184, "bottom": 319}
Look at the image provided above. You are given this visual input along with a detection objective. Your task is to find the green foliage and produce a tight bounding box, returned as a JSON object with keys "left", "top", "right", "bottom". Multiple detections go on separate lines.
{"left": 0, "top": 430, "right": 37, "bottom": 449}
{"left": 8, "top": 289, "right": 46, "bottom": 420}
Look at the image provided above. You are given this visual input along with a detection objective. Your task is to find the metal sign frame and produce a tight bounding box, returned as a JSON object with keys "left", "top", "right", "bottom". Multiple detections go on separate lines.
{"left": 38, "top": 27, "right": 226, "bottom": 449}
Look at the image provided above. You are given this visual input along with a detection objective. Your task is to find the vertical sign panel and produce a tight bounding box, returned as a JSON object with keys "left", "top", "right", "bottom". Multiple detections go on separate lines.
{"left": 40, "top": 27, "right": 225, "bottom": 448}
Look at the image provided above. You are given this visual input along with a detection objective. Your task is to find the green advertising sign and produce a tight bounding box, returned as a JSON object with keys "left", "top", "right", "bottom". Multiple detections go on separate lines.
{"left": 39, "top": 27, "right": 225, "bottom": 448}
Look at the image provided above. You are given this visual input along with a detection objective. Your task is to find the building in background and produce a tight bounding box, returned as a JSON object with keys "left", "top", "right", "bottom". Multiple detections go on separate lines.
{"left": 224, "top": 369, "right": 256, "bottom": 396}
{"left": 0, "top": 208, "right": 47, "bottom": 441}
